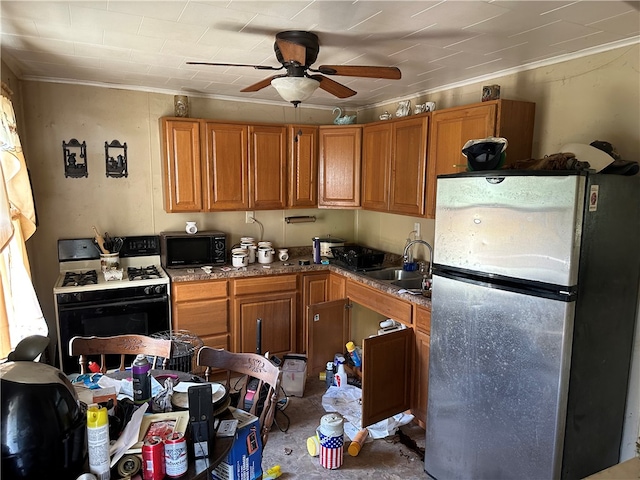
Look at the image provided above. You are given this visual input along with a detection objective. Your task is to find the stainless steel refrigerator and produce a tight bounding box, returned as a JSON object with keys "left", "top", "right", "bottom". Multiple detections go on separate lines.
{"left": 424, "top": 171, "right": 640, "bottom": 479}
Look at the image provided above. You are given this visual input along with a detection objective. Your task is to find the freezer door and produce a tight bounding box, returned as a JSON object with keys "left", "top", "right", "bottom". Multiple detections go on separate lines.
{"left": 425, "top": 274, "right": 575, "bottom": 480}
{"left": 434, "top": 173, "right": 586, "bottom": 286}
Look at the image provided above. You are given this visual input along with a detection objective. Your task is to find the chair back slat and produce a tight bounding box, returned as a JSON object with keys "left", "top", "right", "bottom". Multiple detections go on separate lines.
{"left": 69, "top": 335, "right": 172, "bottom": 374}
{"left": 197, "top": 347, "right": 282, "bottom": 448}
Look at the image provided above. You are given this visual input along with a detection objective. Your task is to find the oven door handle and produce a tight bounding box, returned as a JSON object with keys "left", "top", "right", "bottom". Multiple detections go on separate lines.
{"left": 57, "top": 295, "right": 168, "bottom": 311}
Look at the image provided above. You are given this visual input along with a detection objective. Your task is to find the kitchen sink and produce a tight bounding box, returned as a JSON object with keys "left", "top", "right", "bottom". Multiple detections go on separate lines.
{"left": 364, "top": 267, "right": 422, "bottom": 281}
{"left": 391, "top": 278, "right": 424, "bottom": 289}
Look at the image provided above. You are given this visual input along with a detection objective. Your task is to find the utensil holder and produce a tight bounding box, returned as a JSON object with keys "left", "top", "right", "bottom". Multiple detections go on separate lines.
{"left": 100, "top": 253, "right": 120, "bottom": 272}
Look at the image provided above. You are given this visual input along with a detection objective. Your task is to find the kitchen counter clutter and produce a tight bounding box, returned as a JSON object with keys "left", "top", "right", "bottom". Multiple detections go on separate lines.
{"left": 165, "top": 250, "right": 431, "bottom": 309}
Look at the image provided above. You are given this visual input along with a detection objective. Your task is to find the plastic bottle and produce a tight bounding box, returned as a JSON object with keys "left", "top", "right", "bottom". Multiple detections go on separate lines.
{"left": 335, "top": 362, "right": 347, "bottom": 389}
{"left": 325, "top": 361, "right": 335, "bottom": 387}
{"left": 345, "top": 342, "right": 362, "bottom": 368}
{"left": 132, "top": 354, "right": 151, "bottom": 406}
{"left": 87, "top": 405, "right": 111, "bottom": 480}
{"left": 313, "top": 237, "right": 321, "bottom": 264}
{"left": 348, "top": 428, "right": 369, "bottom": 456}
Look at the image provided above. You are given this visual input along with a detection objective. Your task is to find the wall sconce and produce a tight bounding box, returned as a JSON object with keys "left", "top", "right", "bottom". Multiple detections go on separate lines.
{"left": 285, "top": 216, "right": 316, "bottom": 224}
{"left": 62, "top": 139, "right": 88, "bottom": 178}
{"left": 105, "top": 140, "right": 128, "bottom": 178}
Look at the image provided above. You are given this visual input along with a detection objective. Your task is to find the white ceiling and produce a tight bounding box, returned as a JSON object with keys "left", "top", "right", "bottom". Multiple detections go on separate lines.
{"left": 1, "top": 1, "right": 639, "bottom": 109}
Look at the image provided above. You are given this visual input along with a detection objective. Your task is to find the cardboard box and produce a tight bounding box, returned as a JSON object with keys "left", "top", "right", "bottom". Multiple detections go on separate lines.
{"left": 212, "top": 408, "right": 263, "bottom": 480}
{"left": 281, "top": 354, "right": 307, "bottom": 397}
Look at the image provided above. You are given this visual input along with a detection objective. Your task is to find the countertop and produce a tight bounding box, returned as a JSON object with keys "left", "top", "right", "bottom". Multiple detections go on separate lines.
{"left": 164, "top": 247, "right": 432, "bottom": 309}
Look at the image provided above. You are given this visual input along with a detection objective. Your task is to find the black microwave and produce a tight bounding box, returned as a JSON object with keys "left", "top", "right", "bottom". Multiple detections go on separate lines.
{"left": 160, "top": 231, "right": 227, "bottom": 268}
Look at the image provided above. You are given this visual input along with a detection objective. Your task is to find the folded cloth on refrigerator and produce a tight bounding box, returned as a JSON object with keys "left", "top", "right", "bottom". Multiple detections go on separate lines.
{"left": 321, "top": 385, "right": 413, "bottom": 440}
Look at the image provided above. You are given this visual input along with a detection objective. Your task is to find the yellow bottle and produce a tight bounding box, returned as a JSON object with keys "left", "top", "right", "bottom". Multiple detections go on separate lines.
{"left": 87, "top": 405, "right": 110, "bottom": 479}
{"left": 348, "top": 428, "right": 369, "bottom": 456}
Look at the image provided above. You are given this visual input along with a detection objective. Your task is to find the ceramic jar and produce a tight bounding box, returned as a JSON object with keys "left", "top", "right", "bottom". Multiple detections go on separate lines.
{"left": 185, "top": 221, "right": 197, "bottom": 234}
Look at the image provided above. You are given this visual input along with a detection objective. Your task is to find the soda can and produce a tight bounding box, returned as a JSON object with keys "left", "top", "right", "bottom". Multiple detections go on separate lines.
{"left": 142, "top": 436, "right": 165, "bottom": 480}
{"left": 164, "top": 432, "right": 188, "bottom": 477}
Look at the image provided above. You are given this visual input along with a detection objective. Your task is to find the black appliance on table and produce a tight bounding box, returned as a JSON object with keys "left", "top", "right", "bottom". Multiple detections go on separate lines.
{"left": 54, "top": 235, "right": 171, "bottom": 374}
{"left": 1, "top": 361, "right": 87, "bottom": 479}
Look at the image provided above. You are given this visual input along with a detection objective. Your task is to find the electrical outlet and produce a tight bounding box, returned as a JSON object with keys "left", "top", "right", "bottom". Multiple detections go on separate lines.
{"left": 246, "top": 211, "right": 255, "bottom": 223}
{"left": 414, "top": 222, "right": 421, "bottom": 239}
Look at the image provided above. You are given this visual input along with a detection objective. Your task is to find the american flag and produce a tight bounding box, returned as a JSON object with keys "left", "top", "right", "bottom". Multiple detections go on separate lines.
{"left": 319, "top": 433, "right": 343, "bottom": 469}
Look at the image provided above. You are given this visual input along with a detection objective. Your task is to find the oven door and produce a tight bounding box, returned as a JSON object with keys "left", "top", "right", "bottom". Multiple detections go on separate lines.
{"left": 57, "top": 294, "right": 170, "bottom": 374}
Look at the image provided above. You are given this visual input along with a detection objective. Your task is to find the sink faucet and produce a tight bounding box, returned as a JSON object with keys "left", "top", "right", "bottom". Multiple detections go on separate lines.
{"left": 402, "top": 240, "right": 434, "bottom": 278}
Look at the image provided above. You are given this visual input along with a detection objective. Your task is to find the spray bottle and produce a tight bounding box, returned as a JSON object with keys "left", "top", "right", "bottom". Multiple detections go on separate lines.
{"left": 87, "top": 405, "right": 111, "bottom": 480}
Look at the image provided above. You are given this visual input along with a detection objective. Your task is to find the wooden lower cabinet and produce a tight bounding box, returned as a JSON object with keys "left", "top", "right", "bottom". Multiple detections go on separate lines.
{"left": 171, "top": 280, "right": 229, "bottom": 350}
{"left": 301, "top": 272, "right": 330, "bottom": 355}
{"left": 412, "top": 304, "right": 431, "bottom": 428}
{"left": 232, "top": 275, "right": 297, "bottom": 357}
{"left": 308, "top": 278, "right": 415, "bottom": 428}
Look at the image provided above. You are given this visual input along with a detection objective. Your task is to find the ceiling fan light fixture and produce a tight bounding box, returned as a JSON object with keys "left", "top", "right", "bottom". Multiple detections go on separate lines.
{"left": 271, "top": 76, "right": 320, "bottom": 106}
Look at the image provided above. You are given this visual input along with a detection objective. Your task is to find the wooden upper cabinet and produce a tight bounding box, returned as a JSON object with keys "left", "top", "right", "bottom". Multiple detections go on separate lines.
{"left": 249, "top": 125, "right": 287, "bottom": 210}
{"left": 362, "top": 116, "right": 428, "bottom": 216}
{"left": 203, "top": 122, "right": 250, "bottom": 211}
{"left": 318, "top": 125, "right": 362, "bottom": 208}
{"left": 362, "top": 123, "right": 392, "bottom": 211}
{"left": 426, "top": 99, "right": 535, "bottom": 218}
{"left": 288, "top": 125, "right": 318, "bottom": 208}
{"left": 161, "top": 118, "right": 203, "bottom": 212}
{"left": 390, "top": 116, "right": 428, "bottom": 216}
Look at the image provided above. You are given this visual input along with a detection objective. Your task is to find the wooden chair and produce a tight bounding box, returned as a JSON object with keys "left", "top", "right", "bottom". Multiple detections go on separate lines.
{"left": 197, "top": 347, "right": 282, "bottom": 448}
{"left": 69, "top": 334, "right": 173, "bottom": 374}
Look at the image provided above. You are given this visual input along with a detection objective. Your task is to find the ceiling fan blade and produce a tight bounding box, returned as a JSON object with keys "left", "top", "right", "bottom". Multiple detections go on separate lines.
{"left": 187, "top": 61, "right": 281, "bottom": 71}
{"left": 309, "top": 75, "right": 356, "bottom": 99}
{"left": 275, "top": 38, "right": 307, "bottom": 65}
{"left": 317, "top": 65, "right": 401, "bottom": 80}
{"left": 240, "top": 75, "right": 282, "bottom": 93}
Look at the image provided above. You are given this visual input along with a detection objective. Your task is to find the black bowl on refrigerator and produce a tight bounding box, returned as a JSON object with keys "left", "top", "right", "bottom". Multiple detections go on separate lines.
{"left": 1, "top": 361, "right": 87, "bottom": 479}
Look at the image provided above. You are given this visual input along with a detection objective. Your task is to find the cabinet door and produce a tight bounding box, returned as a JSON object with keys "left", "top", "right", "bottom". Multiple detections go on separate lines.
{"left": 362, "top": 123, "right": 392, "bottom": 211}
{"left": 361, "top": 327, "right": 413, "bottom": 428}
{"left": 203, "top": 122, "right": 249, "bottom": 210}
{"left": 301, "top": 273, "right": 329, "bottom": 354}
{"left": 249, "top": 125, "right": 287, "bottom": 210}
{"left": 234, "top": 291, "right": 296, "bottom": 357}
{"left": 390, "top": 116, "right": 428, "bottom": 216}
{"left": 307, "top": 299, "right": 349, "bottom": 377}
{"left": 425, "top": 103, "right": 497, "bottom": 218}
{"left": 161, "top": 118, "right": 202, "bottom": 212}
{"left": 412, "top": 305, "right": 431, "bottom": 427}
{"left": 288, "top": 125, "right": 318, "bottom": 208}
{"left": 328, "top": 273, "right": 346, "bottom": 301}
{"left": 318, "top": 126, "right": 362, "bottom": 207}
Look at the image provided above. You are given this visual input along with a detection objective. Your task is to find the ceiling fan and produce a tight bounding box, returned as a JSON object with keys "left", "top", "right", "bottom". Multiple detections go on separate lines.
{"left": 187, "top": 31, "right": 401, "bottom": 107}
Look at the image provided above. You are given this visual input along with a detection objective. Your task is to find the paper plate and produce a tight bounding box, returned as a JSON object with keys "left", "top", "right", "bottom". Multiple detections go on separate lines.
{"left": 170, "top": 382, "right": 227, "bottom": 410}
{"left": 560, "top": 143, "right": 613, "bottom": 172}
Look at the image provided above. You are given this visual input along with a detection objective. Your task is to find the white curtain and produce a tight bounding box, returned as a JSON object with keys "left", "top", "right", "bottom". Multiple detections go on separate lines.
{"left": 0, "top": 92, "right": 47, "bottom": 358}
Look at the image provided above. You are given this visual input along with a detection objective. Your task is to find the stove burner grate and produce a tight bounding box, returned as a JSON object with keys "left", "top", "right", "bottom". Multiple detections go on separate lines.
{"left": 127, "top": 265, "right": 161, "bottom": 281}
{"left": 62, "top": 270, "right": 98, "bottom": 287}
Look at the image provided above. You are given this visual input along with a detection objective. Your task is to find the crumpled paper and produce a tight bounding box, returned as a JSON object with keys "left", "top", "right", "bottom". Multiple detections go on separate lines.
{"left": 321, "top": 384, "right": 414, "bottom": 440}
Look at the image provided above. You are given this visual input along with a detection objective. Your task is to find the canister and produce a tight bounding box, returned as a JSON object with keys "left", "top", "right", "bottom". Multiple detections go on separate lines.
{"left": 317, "top": 413, "right": 344, "bottom": 469}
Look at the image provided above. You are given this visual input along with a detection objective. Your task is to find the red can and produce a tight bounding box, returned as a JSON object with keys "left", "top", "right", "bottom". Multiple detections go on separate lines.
{"left": 142, "top": 436, "right": 165, "bottom": 480}
{"left": 164, "top": 432, "right": 188, "bottom": 477}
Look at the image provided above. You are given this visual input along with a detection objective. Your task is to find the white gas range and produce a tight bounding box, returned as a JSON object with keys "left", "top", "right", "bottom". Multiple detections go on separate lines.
{"left": 54, "top": 235, "right": 171, "bottom": 373}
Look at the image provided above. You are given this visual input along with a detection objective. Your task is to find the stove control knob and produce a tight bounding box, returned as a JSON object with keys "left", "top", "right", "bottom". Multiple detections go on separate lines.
{"left": 155, "top": 285, "right": 165, "bottom": 294}
{"left": 73, "top": 292, "right": 84, "bottom": 302}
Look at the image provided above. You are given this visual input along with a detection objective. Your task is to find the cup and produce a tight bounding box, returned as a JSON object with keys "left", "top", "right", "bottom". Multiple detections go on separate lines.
{"left": 278, "top": 249, "right": 289, "bottom": 261}
{"left": 100, "top": 253, "right": 119, "bottom": 272}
